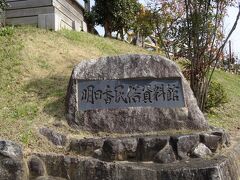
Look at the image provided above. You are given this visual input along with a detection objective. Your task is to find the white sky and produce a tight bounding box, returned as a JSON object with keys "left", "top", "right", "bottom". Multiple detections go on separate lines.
{"left": 224, "top": 6, "right": 240, "bottom": 58}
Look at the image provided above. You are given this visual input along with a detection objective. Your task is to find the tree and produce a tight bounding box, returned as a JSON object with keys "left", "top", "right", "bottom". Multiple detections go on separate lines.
{"left": 92, "top": 0, "right": 141, "bottom": 38}
{"left": 148, "top": 0, "right": 184, "bottom": 59}
{"left": 181, "top": 0, "right": 240, "bottom": 111}
{"left": 149, "top": 0, "right": 240, "bottom": 111}
{"left": 133, "top": 6, "right": 155, "bottom": 46}
{"left": 84, "top": 11, "right": 97, "bottom": 34}
{"left": 112, "top": 0, "right": 141, "bottom": 40}
{"left": 92, "top": 0, "right": 114, "bottom": 37}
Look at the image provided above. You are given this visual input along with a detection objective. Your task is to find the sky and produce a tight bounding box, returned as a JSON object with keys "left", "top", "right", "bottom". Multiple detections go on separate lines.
{"left": 224, "top": 6, "right": 240, "bottom": 58}
{"left": 86, "top": 0, "right": 240, "bottom": 59}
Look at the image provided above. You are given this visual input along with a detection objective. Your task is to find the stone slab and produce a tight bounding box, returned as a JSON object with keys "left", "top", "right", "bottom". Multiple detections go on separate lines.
{"left": 78, "top": 78, "right": 185, "bottom": 110}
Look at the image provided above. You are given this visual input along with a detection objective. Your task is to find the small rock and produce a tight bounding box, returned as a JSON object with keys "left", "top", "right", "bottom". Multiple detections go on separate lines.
{"left": 137, "top": 136, "right": 169, "bottom": 161}
{"left": 154, "top": 144, "right": 176, "bottom": 163}
{"left": 28, "top": 155, "right": 46, "bottom": 178}
{"left": 191, "top": 143, "right": 212, "bottom": 158}
{"left": 211, "top": 130, "right": 231, "bottom": 147}
{"left": 93, "top": 149, "right": 102, "bottom": 159}
{"left": 39, "top": 127, "right": 67, "bottom": 146}
{"left": 69, "top": 138, "right": 104, "bottom": 156}
{"left": 121, "top": 138, "right": 138, "bottom": 160}
{"left": 34, "top": 153, "right": 67, "bottom": 178}
{"left": 0, "top": 140, "right": 23, "bottom": 158}
{"left": 172, "top": 134, "right": 199, "bottom": 160}
{"left": 200, "top": 134, "right": 221, "bottom": 152}
{"left": 0, "top": 140, "right": 25, "bottom": 179}
{"left": 102, "top": 139, "right": 125, "bottom": 161}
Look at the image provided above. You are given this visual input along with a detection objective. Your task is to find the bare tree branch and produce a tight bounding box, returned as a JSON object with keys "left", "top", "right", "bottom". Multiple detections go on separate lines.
{"left": 208, "top": 4, "right": 240, "bottom": 86}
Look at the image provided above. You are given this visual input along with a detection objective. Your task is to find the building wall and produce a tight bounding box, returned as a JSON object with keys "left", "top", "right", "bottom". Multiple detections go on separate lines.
{"left": 5, "top": 0, "right": 87, "bottom": 32}
{"left": 5, "top": 0, "right": 53, "bottom": 26}
{"left": 53, "top": 0, "right": 86, "bottom": 31}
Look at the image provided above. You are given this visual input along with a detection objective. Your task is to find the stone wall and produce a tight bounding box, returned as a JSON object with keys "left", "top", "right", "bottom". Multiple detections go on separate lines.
{"left": 1, "top": 130, "right": 240, "bottom": 180}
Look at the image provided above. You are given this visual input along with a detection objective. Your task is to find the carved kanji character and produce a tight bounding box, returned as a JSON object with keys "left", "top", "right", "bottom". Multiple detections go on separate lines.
{"left": 127, "top": 85, "right": 142, "bottom": 103}
{"left": 81, "top": 85, "right": 95, "bottom": 104}
{"left": 94, "top": 90, "right": 103, "bottom": 101}
{"left": 115, "top": 85, "right": 128, "bottom": 103}
{"left": 143, "top": 85, "right": 153, "bottom": 103}
{"left": 153, "top": 84, "right": 166, "bottom": 101}
{"left": 166, "top": 84, "right": 179, "bottom": 101}
{"left": 103, "top": 85, "right": 114, "bottom": 104}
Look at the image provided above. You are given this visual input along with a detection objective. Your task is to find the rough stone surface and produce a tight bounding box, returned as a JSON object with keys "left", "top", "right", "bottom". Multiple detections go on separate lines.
{"left": 101, "top": 139, "right": 125, "bottom": 161}
{"left": 191, "top": 143, "right": 212, "bottom": 158}
{"left": 172, "top": 134, "right": 200, "bottom": 159}
{"left": 0, "top": 135, "right": 236, "bottom": 180}
{"left": 137, "top": 136, "right": 169, "bottom": 161}
{"left": 28, "top": 155, "right": 46, "bottom": 178}
{"left": 0, "top": 140, "right": 23, "bottom": 158}
{"left": 209, "top": 127, "right": 231, "bottom": 147}
{"left": 69, "top": 138, "right": 104, "bottom": 156}
{"left": 154, "top": 144, "right": 176, "bottom": 163}
{"left": 67, "top": 133, "right": 229, "bottom": 162}
{"left": 35, "top": 176, "right": 67, "bottom": 180}
{"left": 200, "top": 134, "right": 221, "bottom": 152}
{"left": 93, "top": 149, "right": 102, "bottom": 158}
{"left": 100, "top": 137, "right": 139, "bottom": 161}
{"left": 39, "top": 127, "right": 67, "bottom": 146}
{"left": 0, "top": 140, "right": 25, "bottom": 180}
{"left": 33, "top": 142, "right": 240, "bottom": 180}
{"left": 121, "top": 138, "right": 138, "bottom": 159}
{"left": 66, "top": 54, "right": 208, "bottom": 133}
{"left": 212, "top": 130, "right": 231, "bottom": 147}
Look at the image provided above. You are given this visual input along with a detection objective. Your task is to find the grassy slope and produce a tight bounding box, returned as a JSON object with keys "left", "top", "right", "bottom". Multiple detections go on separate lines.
{"left": 0, "top": 26, "right": 240, "bottom": 152}
{"left": 0, "top": 26, "right": 154, "bottom": 152}
{"left": 208, "top": 70, "right": 240, "bottom": 131}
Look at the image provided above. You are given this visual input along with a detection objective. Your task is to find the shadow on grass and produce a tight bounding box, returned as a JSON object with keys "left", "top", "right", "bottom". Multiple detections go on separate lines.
{"left": 24, "top": 75, "right": 69, "bottom": 120}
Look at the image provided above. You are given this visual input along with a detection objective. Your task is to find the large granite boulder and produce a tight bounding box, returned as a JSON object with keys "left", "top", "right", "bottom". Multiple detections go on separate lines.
{"left": 66, "top": 54, "right": 208, "bottom": 133}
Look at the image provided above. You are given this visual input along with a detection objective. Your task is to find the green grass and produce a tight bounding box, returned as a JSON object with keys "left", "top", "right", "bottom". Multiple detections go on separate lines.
{"left": 208, "top": 70, "right": 240, "bottom": 131}
{"left": 0, "top": 26, "right": 155, "bottom": 151}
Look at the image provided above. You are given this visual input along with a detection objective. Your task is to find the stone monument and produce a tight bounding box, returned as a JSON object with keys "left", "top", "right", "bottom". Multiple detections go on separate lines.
{"left": 1, "top": 54, "right": 238, "bottom": 180}
{"left": 66, "top": 54, "right": 208, "bottom": 133}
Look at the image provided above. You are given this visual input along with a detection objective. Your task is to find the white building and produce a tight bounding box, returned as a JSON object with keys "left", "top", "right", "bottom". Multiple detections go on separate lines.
{"left": 3, "top": 0, "right": 90, "bottom": 32}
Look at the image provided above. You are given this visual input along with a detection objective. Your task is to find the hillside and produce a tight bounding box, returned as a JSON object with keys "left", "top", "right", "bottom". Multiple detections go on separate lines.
{"left": 0, "top": 26, "right": 154, "bottom": 152}
{"left": 208, "top": 70, "right": 240, "bottom": 132}
{"left": 0, "top": 26, "right": 239, "bottom": 152}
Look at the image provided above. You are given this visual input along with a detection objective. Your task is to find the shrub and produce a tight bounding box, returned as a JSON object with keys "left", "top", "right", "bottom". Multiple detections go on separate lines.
{"left": 0, "top": 26, "right": 14, "bottom": 36}
{"left": 205, "top": 80, "right": 228, "bottom": 111}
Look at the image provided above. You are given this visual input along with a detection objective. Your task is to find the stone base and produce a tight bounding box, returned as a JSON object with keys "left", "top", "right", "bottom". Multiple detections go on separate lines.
{"left": 31, "top": 144, "right": 240, "bottom": 180}
{"left": 1, "top": 129, "right": 239, "bottom": 180}
{"left": 68, "top": 129, "right": 230, "bottom": 162}
{"left": 28, "top": 129, "right": 240, "bottom": 180}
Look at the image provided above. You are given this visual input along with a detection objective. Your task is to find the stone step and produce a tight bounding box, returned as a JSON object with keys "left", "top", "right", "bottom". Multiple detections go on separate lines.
{"left": 68, "top": 129, "right": 230, "bottom": 163}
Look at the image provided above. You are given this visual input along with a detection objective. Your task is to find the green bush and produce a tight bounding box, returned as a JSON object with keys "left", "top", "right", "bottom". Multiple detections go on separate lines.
{"left": 0, "top": 26, "right": 14, "bottom": 36}
{"left": 205, "top": 80, "right": 228, "bottom": 111}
